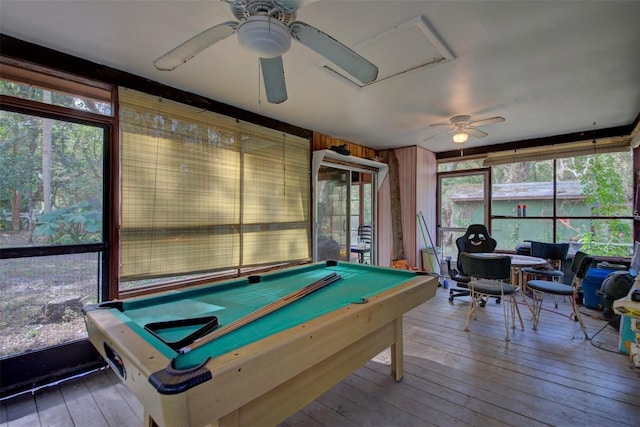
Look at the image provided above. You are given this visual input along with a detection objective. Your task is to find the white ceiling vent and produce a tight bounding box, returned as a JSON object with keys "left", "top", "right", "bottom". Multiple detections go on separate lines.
{"left": 322, "top": 15, "right": 454, "bottom": 87}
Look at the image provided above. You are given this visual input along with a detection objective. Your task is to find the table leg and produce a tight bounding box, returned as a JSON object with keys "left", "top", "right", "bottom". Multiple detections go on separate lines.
{"left": 517, "top": 268, "right": 537, "bottom": 315}
{"left": 390, "top": 317, "right": 404, "bottom": 381}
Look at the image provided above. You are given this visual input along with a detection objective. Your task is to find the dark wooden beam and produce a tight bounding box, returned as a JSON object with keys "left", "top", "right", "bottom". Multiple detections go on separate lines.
{"left": 436, "top": 113, "right": 639, "bottom": 161}
{"left": 0, "top": 34, "right": 312, "bottom": 140}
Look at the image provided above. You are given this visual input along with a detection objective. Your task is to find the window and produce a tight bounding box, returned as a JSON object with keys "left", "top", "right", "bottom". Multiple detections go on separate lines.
{"left": 555, "top": 151, "right": 632, "bottom": 256}
{"left": 0, "top": 66, "right": 111, "bottom": 357}
{"left": 437, "top": 168, "right": 490, "bottom": 259}
{"left": 1, "top": 60, "right": 112, "bottom": 116}
{"left": 118, "top": 89, "right": 311, "bottom": 290}
{"left": 438, "top": 147, "right": 634, "bottom": 257}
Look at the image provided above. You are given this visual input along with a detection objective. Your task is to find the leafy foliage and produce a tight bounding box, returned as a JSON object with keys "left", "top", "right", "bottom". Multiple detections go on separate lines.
{"left": 34, "top": 201, "right": 102, "bottom": 244}
{"left": 575, "top": 153, "right": 632, "bottom": 256}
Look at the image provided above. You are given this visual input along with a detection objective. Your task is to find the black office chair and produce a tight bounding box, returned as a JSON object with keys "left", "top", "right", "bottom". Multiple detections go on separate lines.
{"left": 356, "top": 225, "right": 371, "bottom": 264}
{"left": 526, "top": 251, "right": 593, "bottom": 339}
{"left": 446, "top": 224, "right": 498, "bottom": 305}
{"left": 460, "top": 252, "right": 524, "bottom": 341}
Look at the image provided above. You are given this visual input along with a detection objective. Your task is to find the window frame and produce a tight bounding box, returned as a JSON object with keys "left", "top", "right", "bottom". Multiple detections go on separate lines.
{"left": 0, "top": 64, "right": 116, "bottom": 397}
{"left": 0, "top": 83, "right": 115, "bottom": 300}
{"left": 437, "top": 150, "right": 635, "bottom": 257}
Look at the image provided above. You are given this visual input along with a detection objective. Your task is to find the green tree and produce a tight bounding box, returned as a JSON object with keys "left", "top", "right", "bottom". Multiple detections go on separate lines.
{"left": 576, "top": 152, "right": 632, "bottom": 256}
{"left": 1, "top": 81, "right": 104, "bottom": 243}
{"left": 0, "top": 110, "right": 41, "bottom": 232}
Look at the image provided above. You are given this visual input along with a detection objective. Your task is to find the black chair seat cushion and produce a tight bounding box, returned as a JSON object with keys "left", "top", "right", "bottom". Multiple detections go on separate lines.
{"left": 521, "top": 266, "right": 564, "bottom": 278}
{"left": 527, "top": 279, "right": 573, "bottom": 295}
{"left": 452, "top": 273, "right": 471, "bottom": 285}
{"left": 471, "top": 279, "right": 516, "bottom": 296}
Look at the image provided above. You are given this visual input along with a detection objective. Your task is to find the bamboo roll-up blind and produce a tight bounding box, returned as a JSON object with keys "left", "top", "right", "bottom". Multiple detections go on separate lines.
{"left": 119, "top": 88, "right": 310, "bottom": 281}
{"left": 483, "top": 138, "right": 630, "bottom": 166}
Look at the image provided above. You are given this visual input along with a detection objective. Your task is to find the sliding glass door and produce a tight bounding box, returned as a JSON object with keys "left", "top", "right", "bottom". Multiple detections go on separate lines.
{"left": 315, "top": 165, "right": 376, "bottom": 264}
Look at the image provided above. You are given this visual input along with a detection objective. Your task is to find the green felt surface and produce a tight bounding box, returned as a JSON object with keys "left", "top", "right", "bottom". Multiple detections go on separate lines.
{"left": 112, "top": 262, "right": 418, "bottom": 368}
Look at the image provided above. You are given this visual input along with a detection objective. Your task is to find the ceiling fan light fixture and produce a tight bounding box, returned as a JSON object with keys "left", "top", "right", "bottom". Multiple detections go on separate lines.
{"left": 237, "top": 15, "right": 291, "bottom": 58}
{"left": 452, "top": 131, "right": 469, "bottom": 144}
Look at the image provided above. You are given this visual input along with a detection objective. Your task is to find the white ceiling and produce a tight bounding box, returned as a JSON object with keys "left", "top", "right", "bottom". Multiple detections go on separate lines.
{"left": 1, "top": 0, "right": 639, "bottom": 153}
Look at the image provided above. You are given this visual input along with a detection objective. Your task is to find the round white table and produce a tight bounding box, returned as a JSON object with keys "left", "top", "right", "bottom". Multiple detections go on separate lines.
{"left": 473, "top": 253, "right": 547, "bottom": 290}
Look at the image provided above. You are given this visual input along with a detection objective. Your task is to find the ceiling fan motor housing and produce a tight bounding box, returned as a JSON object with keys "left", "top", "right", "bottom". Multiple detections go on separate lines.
{"left": 450, "top": 115, "right": 472, "bottom": 125}
{"left": 237, "top": 15, "right": 292, "bottom": 58}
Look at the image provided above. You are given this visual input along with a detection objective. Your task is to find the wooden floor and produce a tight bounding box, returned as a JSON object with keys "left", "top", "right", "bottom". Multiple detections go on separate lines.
{"left": 2, "top": 285, "right": 639, "bottom": 427}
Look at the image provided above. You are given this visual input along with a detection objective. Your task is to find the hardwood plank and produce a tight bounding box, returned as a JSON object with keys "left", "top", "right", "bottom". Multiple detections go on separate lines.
{"left": 0, "top": 399, "right": 8, "bottom": 425}
{"left": 278, "top": 402, "right": 327, "bottom": 427}
{"left": 314, "top": 386, "right": 395, "bottom": 427}
{"left": 294, "top": 400, "right": 361, "bottom": 427}
{"left": 328, "top": 379, "right": 438, "bottom": 427}
{"left": 59, "top": 374, "right": 109, "bottom": 427}
{"left": 368, "top": 357, "right": 546, "bottom": 427}
{"left": 417, "top": 328, "right": 640, "bottom": 414}
{"left": 83, "top": 370, "right": 140, "bottom": 427}
{"left": 355, "top": 361, "right": 511, "bottom": 426}
{"left": 104, "top": 367, "right": 144, "bottom": 421}
{"left": 4, "top": 394, "right": 39, "bottom": 427}
{"left": 400, "top": 349, "right": 633, "bottom": 427}
{"left": 34, "top": 388, "right": 73, "bottom": 427}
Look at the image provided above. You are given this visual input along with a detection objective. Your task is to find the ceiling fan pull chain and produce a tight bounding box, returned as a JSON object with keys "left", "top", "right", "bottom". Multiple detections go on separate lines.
{"left": 257, "top": 58, "right": 262, "bottom": 112}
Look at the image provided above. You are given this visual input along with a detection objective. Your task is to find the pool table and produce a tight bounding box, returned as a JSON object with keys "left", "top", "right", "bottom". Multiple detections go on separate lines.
{"left": 83, "top": 261, "right": 437, "bottom": 427}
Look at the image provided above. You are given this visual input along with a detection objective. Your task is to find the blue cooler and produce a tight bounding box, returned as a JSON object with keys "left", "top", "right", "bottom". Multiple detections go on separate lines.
{"left": 581, "top": 268, "right": 611, "bottom": 308}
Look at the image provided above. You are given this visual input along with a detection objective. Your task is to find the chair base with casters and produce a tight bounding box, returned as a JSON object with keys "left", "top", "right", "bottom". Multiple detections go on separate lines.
{"left": 461, "top": 253, "right": 524, "bottom": 341}
{"left": 525, "top": 251, "right": 593, "bottom": 339}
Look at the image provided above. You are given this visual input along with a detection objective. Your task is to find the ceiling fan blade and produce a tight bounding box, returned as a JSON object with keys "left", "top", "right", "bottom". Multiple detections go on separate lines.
{"left": 468, "top": 116, "right": 505, "bottom": 127}
{"left": 423, "top": 130, "right": 450, "bottom": 141}
{"left": 289, "top": 21, "right": 378, "bottom": 84}
{"left": 261, "top": 56, "right": 288, "bottom": 104}
{"left": 274, "top": 0, "right": 319, "bottom": 11}
{"left": 466, "top": 127, "right": 488, "bottom": 138}
{"left": 428, "top": 122, "right": 451, "bottom": 127}
{"left": 154, "top": 21, "right": 238, "bottom": 71}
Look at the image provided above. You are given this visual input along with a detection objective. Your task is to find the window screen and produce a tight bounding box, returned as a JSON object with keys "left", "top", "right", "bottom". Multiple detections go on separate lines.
{"left": 119, "top": 88, "right": 310, "bottom": 282}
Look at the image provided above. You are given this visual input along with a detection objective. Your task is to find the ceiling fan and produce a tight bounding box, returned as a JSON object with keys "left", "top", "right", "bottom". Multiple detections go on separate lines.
{"left": 423, "top": 115, "right": 506, "bottom": 144}
{"left": 153, "top": 0, "right": 378, "bottom": 104}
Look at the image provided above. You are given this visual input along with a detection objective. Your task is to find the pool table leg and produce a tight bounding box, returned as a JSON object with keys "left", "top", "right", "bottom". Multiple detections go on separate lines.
{"left": 390, "top": 317, "right": 404, "bottom": 381}
{"left": 144, "top": 410, "right": 156, "bottom": 427}
{"left": 217, "top": 409, "right": 239, "bottom": 427}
